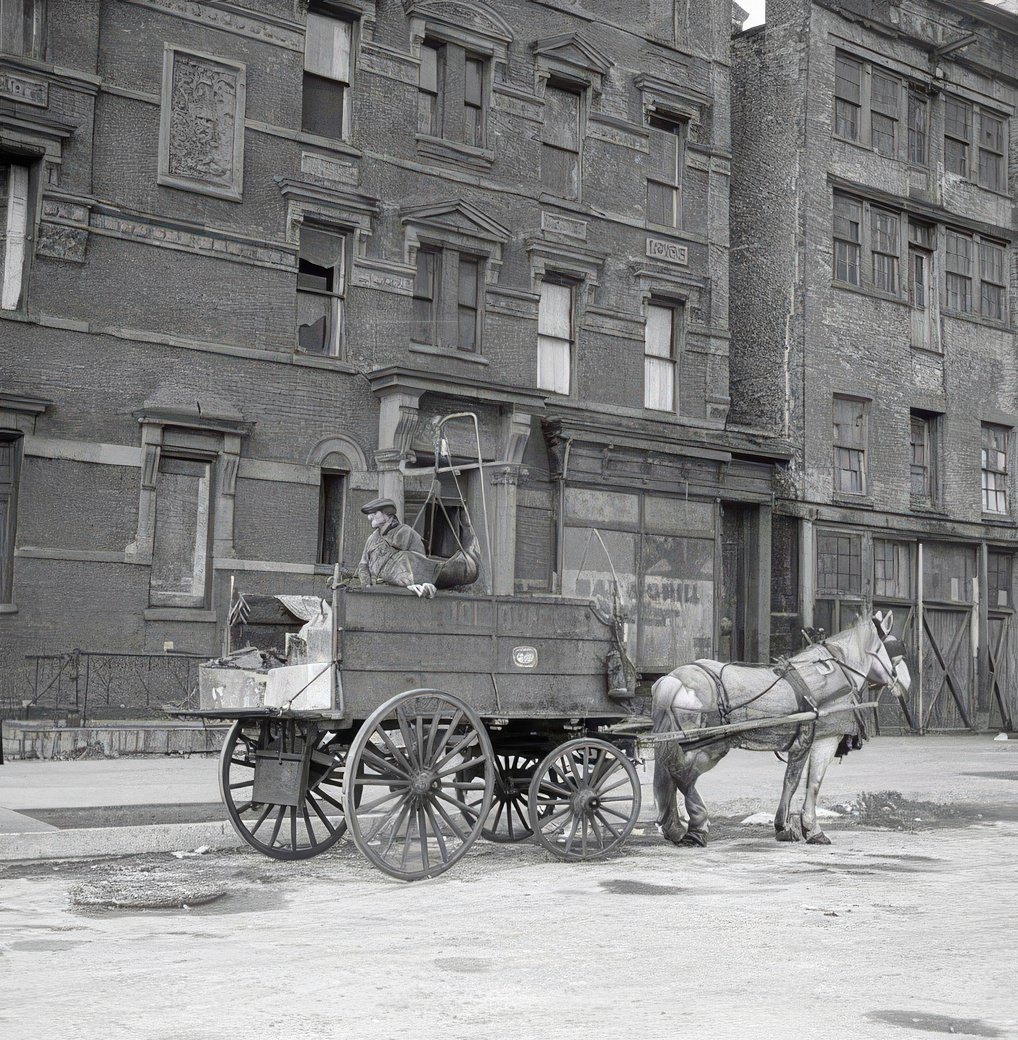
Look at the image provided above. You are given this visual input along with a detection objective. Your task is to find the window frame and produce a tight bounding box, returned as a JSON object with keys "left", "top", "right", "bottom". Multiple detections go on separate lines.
{"left": 296, "top": 222, "right": 349, "bottom": 358}
{"left": 0, "top": 431, "right": 21, "bottom": 606}
{"left": 646, "top": 113, "right": 686, "bottom": 230}
{"left": 832, "top": 50, "right": 904, "bottom": 160}
{"left": 317, "top": 464, "right": 348, "bottom": 567}
{"left": 832, "top": 394, "right": 870, "bottom": 497}
{"left": 981, "top": 422, "right": 1011, "bottom": 516}
{"left": 643, "top": 298, "right": 683, "bottom": 413}
{"left": 0, "top": 0, "right": 46, "bottom": 60}
{"left": 411, "top": 243, "right": 485, "bottom": 355}
{"left": 301, "top": 6, "right": 357, "bottom": 142}
{"left": 832, "top": 192, "right": 905, "bottom": 299}
{"left": 944, "top": 228, "right": 1008, "bottom": 324}
{"left": 909, "top": 410, "right": 939, "bottom": 507}
{"left": 814, "top": 528, "right": 865, "bottom": 636}
{"left": 541, "top": 79, "right": 584, "bottom": 202}
{"left": 416, "top": 35, "right": 490, "bottom": 154}
{"left": 0, "top": 157, "right": 33, "bottom": 314}
{"left": 536, "top": 275, "right": 576, "bottom": 397}
{"left": 943, "top": 94, "right": 1009, "bottom": 194}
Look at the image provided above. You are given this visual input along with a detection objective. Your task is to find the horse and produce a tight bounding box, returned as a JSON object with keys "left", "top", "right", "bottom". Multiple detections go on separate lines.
{"left": 650, "top": 611, "right": 911, "bottom": 847}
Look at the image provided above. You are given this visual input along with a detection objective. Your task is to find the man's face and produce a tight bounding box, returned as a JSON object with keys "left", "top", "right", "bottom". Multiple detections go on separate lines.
{"left": 368, "top": 510, "right": 390, "bottom": 529}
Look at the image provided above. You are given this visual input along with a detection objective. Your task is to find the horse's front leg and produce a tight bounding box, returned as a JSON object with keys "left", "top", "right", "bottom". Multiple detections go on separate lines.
{"left": 679, "top": 781, "right": 710, "bottom": 847}
{"left": 653, "top": 740, "right": 689, "bottom": 846}
{"left": 774, "top": 725, "right": 814, "bottom": 842}
{"left": 800, "top": 735, "right": 839, "bottom": 844}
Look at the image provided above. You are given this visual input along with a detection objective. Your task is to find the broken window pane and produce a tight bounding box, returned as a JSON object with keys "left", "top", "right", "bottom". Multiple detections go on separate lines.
{"left": 297, "top": 226, "right": 345, "bottom": 355}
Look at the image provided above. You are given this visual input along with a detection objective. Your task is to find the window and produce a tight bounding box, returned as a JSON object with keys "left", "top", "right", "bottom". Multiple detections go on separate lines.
{"left": 910, "top": 411, "right": 937, "bottom": 504}
{"left": 944, "top": 97, "right": 971, "bottom": 177}
{"left": 834, "top": 53, "right": 862, "bottom": 141}
{"left": 0, "top": 0, "right": 45, "bottom": 59}
{"left": 0, "top": 433, "right": 20, "bottom": 604}
{"left": 647, "top": 115, "right": 684, "bottom": 227}
{"left": 542, "top": 83, "right": 581, "bottom": 200}
{"left": 407, "top": 472, "right": 469, "bottom": 559}
{"left": 982, "top": 423, "right": 1009, "bottom": 515}
{"left": 874, "top": 540, "right": 911, "bottom": 600}
{"left": 302, "top": 11, "right": 353, "bottom": 141}
{"left": 908, "top": 88, "right": 928, "bottom": 165}
{"left": 944, "top": 96, "right": 1008, "bottom": 192}
{"left": 150, "top": 455, "right": 213, "bottom": 608}
{"left": 1, "top": 161, "right": 30, "bottom": 312}
{"left": 979, "top": 112, "right": 1006, "bottom": 193}
{"left": 417, "top": 38, "right": 488, "bottom": 149}
{"left": 815, "top": 531, "right": 863, "bottom": 635}
{"left": 832, "top": 51, "right": 902, "bottom": 157}
{"left": 318, "top": 467, "right": 346, "bottom": 566}
{"left": 418, "top": 41, "right": 442, "bottom": 136}
{"left": 871, "top": 208, "right": 899, "bottom": 293}
{"left": 833, "top": 396, "right": 868, "bottom": 495}
{"left": 412, "top": 246, "right": 482, "bottom": 352}
{"left": 987, "top": 552, "right": 1012, "bottom": 609}
{"left": 297, "top": 225, "right": 346, "bottom": 356}
{"left": 833, "top": 195, "right": 862, "bottom": 286}
{"left": 537, "top": 278, "right": 573, "bottom": 395}
{"left": 870, "top": 72, "right": 899, "bottom": 157}
{"left": 644, "top": 301, "right": 680, "bottom": 412}
{"left": 946, "top": 230, "right": 1007, "bottom": 321}
{"left": 908, "top": 221, "right": 936, "bottom": 351}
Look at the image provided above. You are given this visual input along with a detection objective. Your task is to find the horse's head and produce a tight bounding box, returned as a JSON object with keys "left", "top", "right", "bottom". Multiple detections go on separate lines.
{"left": 868, "top": 610, "right": 912, "bottom": 696}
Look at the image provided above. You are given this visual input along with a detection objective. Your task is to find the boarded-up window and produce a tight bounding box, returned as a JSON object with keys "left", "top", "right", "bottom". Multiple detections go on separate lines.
{"left": 833, "top": 396, "right": 868, "bottom": 495}
{"left": 457, "top": 255, "right": 480, "bottom": 352}
{"left": 982, "top": 423, "right": 1009, "bottom": 515}
{"left": 297, "top": 226, "right": 346, "bottom": 356}
{"left": 0, "top": 162, "right": 29, "bottom": 311}
{"left": 302, "top": 12, "right": 353, "bottom": 140}
{"left": 644, "top": 302, "right": 679, "bottom": 412}
{"left": 922, "top": 543, "right": 975, "bottom": 604}
{"left": 537, "top": 279, "right": 573, "bottom": 395}
{"left": 0, "top": 0, "right": 45, "bottom": 58}
{"left": 542, "top": 84, "right": 581, "bottom": 199}
{"left": 464, "top": 55, "right": 484, "bottom": 147}
{"left": 150, "top": 456, "right": 212, "bottom": 608}
{"left": 647, "top": 114, "right": 683, "bottom": 227}
{"left": 0, "top": 434, "right": 19, "bottom": 603}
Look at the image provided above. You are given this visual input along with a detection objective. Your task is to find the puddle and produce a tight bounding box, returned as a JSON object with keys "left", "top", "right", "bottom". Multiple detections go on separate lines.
{"left": 599, "top": 879, "right": 684, "bottom": 896}
{"left": 434, "top": 956, "right": 493, "bottom": 974}
{"left": 8, "top": 939, "right": 85, "bottom": 952}
{"left": 962, "top": 771, "right": 1018, "bottom": 781}
{"left": 867, "top": 1010, "right": 1002, "bottom": 1036}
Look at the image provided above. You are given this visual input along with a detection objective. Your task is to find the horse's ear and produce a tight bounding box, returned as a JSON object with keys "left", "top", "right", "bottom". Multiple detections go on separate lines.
{"left": 875, "top": 610, "right": 893, "bottom": 638}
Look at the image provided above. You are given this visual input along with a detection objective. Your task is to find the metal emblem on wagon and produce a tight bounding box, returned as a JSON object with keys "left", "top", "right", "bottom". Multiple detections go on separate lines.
{"left": 512, "top": 645, "right": 538, "bottom": 669}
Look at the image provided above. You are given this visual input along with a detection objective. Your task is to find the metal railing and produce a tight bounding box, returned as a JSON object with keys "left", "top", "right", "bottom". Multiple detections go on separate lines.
{"left": 1, "top": 651, "right": 204, "bottom": 723}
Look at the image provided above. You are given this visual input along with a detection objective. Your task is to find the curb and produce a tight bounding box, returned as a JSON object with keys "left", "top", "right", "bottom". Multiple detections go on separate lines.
{"left": 0, "top": 820, "right": 244, "bottom": 862}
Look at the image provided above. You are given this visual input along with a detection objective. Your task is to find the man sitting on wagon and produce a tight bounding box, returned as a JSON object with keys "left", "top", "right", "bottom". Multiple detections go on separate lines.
{"left": 354, "top": 497, "right": 437, "bottom": 598}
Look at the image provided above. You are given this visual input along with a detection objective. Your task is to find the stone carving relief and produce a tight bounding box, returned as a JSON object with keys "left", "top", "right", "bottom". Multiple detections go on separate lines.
{"left": 159, "top": 48, "right": 246, "bottom": 200}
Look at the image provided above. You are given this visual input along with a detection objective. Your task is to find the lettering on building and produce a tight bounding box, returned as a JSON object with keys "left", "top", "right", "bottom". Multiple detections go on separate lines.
{"left": 646, "top": 237, "right": 688, "bottom": 266}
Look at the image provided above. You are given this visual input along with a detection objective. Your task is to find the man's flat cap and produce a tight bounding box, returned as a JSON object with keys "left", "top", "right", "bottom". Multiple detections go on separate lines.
{"left": 361, "top": 497, "right": 398, "bottom": 515}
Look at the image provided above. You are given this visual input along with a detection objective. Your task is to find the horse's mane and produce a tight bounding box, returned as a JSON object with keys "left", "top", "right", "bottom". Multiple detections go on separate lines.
{"left": 787, "top": 615, "right": 873, "bottom": 667}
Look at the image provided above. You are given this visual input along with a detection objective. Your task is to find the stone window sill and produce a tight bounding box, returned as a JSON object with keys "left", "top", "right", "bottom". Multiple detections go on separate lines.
{"left": 294, "top": 131, "right": 363, "bottom": 159}
{"left": 832, "top": 493, "right": 874, "bottom": 509}
{"left": 0, "top": 604, "right": 18, "bottom": 615}
{"left": 409, "top": 341, "right": 489, "bottom": 366}
{"left": 981, "top": 513, "right": 1016, "bottom": 527}
{"left": 415, "top": 134, "right": 494, "bottom": 169}
{"left": 942, "top": 309, "right": 1011, "bottom": 334}
{"left": 831, "top": 280, "right": 909, "bottom": 308}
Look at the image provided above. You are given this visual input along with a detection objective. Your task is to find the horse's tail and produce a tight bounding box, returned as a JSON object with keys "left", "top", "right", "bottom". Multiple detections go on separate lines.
{"left": 651, "top": 672, "right": 701, "bottom": 735}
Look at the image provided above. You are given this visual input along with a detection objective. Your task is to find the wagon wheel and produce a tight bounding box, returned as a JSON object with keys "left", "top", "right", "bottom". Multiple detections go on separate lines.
{"left": 527, "top": 737, "right": 641, "bottom": 862}
{"left": 465, "top": 750, "right": 549, "bottom": 843}
{"left": 343, "top": 690, "right": 494, "bottom": 881}
{"left": 220, "top": 718, "right": 349, "bottom": 861}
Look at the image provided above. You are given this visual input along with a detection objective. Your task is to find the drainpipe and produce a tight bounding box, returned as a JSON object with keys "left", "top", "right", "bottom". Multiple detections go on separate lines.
{"left": 555, "top": 438, "right": 573, "bottom": 594}
{"left": 917, "top": 541, "right": 925, "bottom": 734}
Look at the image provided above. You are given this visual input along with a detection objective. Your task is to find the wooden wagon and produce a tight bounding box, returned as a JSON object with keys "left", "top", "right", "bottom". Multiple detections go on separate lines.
{"left": 171, "top": 585, "right": 642, "bottom": 881}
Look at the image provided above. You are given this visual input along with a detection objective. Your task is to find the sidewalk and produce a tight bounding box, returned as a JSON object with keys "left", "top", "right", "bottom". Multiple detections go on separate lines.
{"left": 0, "top": 734, "right": 1015, "bottom": 861}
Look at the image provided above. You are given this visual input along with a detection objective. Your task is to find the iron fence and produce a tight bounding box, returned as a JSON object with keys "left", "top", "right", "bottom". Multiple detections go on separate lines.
{"left": 0, "top": 651, "right": 204, "bottom": 723}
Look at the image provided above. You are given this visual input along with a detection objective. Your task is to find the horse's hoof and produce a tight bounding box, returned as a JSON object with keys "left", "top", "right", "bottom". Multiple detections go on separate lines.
{"left": 678, "top": 831, "right": 707, "bottom": 848}
{"left": 806, "top": 831, "right": 832, "bottom": 845}
{"left": 658, "top": 825, "right": 687, "bottom": 847}
{"left": 775, "top": 828, "right": 802, "bottom": 843}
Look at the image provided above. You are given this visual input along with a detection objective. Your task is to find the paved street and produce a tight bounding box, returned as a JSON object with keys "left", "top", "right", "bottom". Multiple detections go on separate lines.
{"left": 1, "top": 736, "right": 1017, "bottom": 1040}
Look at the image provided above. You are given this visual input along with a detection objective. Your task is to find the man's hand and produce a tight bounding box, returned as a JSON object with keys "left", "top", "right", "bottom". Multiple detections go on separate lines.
{"left": 407, "top": 583, "right": 437, "bottom": 599}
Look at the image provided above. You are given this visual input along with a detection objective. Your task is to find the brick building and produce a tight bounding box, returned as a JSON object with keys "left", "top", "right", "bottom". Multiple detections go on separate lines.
{"left": 0, "top": 0, "right": 786, "bottom": 714}
{"left": 731, "top": 0, "right": 1018, "bottom": 731}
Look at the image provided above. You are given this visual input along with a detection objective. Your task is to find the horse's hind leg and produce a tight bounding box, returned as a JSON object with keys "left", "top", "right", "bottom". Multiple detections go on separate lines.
{"left": 679, "top": 781, "right": 710, "bottom": 847}
{"left": 801, "top": 735, "right": 839, "bottom": 844}
{"left": 774, "top": 726, "right": 814, "bottom": 843}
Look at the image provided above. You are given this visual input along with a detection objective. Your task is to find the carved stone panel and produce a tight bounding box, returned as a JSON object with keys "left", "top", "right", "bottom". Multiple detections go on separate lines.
{"left": 159, "top": 47, "right": 246, "bottom": 201}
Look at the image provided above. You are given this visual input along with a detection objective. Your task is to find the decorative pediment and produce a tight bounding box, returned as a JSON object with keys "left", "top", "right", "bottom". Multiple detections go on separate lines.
{"left": 533, "top": 32, "right": 613, "bottom": 91}
{"left": 636, "top": 73, "right": 711, "bottom": 123}
{"left": 401, "top": 199, "right": 509, "bottom": 245}
{"left": 403, "top": 0, "right": 512, "bottom": 53}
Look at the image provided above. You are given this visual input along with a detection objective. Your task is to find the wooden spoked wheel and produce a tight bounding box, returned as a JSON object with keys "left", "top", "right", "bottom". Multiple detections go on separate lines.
{"left": 219, "top": 718, "right": 349, "bottom": 861}
{"left": 527, "top": 737, "right": 642, "bottom": 861}
{"left": 474, "top": 751, "right": 545, "bottom": 843}
{"left": 343, "top": 690, "right": 494, "bottom": 881}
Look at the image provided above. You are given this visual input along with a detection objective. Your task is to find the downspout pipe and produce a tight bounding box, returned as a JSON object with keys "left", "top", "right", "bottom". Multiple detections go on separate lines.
{"left": 555, "top": 437, "right": 573, "bottom": 594}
